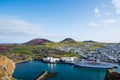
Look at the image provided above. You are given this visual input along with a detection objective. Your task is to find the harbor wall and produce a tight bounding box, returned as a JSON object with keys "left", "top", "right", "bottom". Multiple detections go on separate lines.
{"left": 36, "top": 71, "right": 48, "bottom": 80}
{"left": 104, "top": 69, "right": 120, "bottom": 80}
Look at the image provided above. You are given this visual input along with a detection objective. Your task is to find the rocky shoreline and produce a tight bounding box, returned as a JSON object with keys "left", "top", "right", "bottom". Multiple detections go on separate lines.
{"left": 104, "top": 69, "right": 120, "bottom": 80}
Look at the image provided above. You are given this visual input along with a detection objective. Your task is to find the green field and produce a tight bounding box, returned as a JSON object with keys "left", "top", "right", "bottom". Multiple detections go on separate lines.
{"left": 0, "top": 42, "right": 103, "bottom": 62}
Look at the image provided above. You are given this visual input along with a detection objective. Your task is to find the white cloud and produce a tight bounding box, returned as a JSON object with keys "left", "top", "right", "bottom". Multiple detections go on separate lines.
{"left": 0, "top": 16, "right": 58, "bottom": 37}
{"left": 94, "top": 8, "right": 101, "bottom": 17}
{"left": 102, "top": 19, "right": 116, "bottom": 24}
{"left": 89, "top": 22, "right": 99, "bottom": 26}
{"left": 89, "top": 19, "right": 116, "bottom": 27}
{"left": 112, "top": 0, "right": 120, "bottom": 14}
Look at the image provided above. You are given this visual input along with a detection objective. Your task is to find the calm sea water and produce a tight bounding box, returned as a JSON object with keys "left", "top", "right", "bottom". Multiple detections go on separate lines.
{"left": 12, "top": 61, "right": 108, "bottom": 80}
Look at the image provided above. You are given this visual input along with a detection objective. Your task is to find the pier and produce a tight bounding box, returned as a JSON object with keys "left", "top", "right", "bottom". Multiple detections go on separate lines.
{"left": 36, "top": 71, "right": 48, "bottom": 80}
{"left": 36, "top": 70, "right": 58, "bottom": 80}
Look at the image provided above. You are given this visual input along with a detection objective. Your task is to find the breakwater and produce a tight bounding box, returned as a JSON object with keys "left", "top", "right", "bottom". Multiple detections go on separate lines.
{"left": 36, "top": 71, "right": 58, "bottom": 80}
{"left": 36, "top": 71, "right": 48, "bottom": 80}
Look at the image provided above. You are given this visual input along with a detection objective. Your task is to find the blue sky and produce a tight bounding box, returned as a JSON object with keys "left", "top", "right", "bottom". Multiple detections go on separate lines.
{"left": 0, "top": 0, "right": 120, "bottom": 43}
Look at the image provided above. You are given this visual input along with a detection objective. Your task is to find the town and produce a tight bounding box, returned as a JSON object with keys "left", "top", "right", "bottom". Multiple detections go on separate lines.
{"left": 43, "top": 43, "right": 120, "bottom": 64}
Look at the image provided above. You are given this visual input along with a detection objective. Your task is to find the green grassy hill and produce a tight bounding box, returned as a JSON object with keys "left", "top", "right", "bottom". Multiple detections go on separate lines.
{"left": 0, "top": 41, "right": 103, "bottom": 62}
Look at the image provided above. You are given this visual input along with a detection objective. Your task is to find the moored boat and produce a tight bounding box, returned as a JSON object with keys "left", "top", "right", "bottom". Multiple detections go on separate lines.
{"left": 74, "top": 59, "right": 113, "bottom": 69}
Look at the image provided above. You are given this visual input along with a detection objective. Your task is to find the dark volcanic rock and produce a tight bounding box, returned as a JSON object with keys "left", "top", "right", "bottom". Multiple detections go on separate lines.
{"left": 24, "top": 38, "right": 53, "bottom": 45}
{"left": 104, "top": 69, "right": 120, "bottom": 80}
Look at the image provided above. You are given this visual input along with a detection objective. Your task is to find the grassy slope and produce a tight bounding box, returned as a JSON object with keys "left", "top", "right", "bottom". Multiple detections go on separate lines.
{"left": 0, "top": 42, "right": 103, "bottom": 62}
{"left": 44, "top": 42, "right": 103, "bottom": 49}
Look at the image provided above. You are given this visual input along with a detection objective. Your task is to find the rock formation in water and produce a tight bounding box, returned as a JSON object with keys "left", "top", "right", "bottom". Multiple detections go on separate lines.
{"left": 0, "top": 56, "right": 15, "bottom": 80}
{"left": 104, "top": 69, "right": 120, "bottom": 80}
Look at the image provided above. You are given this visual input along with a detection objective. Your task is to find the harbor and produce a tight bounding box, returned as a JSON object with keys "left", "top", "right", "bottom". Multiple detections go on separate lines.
{"left": 1, "top": 0, "right": 120, "bottom": 80}
{"left": 12, "top": 60, "right": 113, "bottom": 80}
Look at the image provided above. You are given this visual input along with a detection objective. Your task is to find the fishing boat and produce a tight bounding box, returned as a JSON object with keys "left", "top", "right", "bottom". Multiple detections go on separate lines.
{"left": 74, "top": 59, "right": 113, "bottom": 69}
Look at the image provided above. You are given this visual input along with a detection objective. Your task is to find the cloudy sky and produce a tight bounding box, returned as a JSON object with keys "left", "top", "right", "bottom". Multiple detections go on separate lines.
{"left": 0, "top": 0, "right": 120, "bottom": 43}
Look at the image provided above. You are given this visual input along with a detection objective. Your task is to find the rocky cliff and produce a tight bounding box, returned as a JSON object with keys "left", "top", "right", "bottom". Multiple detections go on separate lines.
{"left": 0, "top": 56, "right": 15, "bottom": 80}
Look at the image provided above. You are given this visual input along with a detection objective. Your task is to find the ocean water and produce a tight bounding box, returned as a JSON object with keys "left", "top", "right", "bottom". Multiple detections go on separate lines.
{"left": 12, "top": 61, "right": 108, "bottom": 80}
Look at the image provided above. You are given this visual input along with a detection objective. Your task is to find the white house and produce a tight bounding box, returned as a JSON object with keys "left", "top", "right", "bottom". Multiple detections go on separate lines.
{"left": 43, "top": 57, "right": 59, "bottom": 63}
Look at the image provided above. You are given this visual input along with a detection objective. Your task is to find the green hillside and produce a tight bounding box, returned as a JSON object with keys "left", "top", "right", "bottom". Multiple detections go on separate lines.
{"left": 0, "top": 41, "right": 103, "bottom": 62}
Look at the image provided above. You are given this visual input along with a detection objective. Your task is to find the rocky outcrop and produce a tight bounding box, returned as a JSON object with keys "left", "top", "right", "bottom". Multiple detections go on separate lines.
{"left": 0, "top": 56, "right": 15, "bottom": 80}
{"left": 24, "top": 38, "right": 53, "bottom": 45}
{"left": 104, "top": 69, "right": 120, "bottom": 80}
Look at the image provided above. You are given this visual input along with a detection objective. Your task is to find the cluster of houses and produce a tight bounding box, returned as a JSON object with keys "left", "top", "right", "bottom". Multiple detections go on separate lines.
{"left": 56, "top": 43, "right": 120, "bottom": 63}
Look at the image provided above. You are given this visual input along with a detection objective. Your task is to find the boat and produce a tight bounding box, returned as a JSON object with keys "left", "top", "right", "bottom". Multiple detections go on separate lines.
{"left": 74, "top": 59, "right": 113, "bottom": 69}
